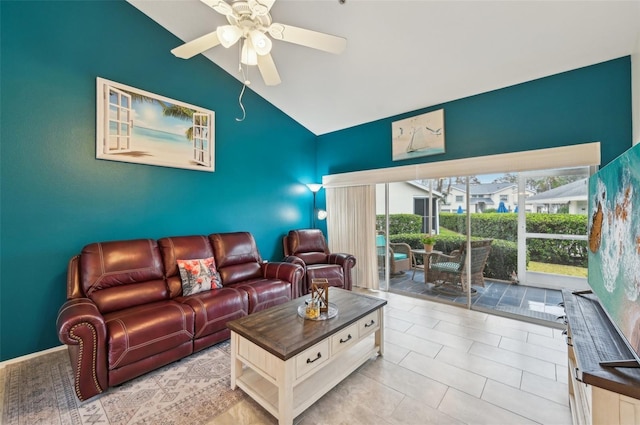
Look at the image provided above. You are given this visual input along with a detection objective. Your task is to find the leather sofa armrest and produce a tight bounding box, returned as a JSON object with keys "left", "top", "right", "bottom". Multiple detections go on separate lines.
{"left": 56, "top": 298, "right": 108, "bottom": 401}
{"left": 262, "top": 261, "right": 305, "bottom": 299}
{"left": 327, "top": 253, "right": 356, "bottom": 290}
{"left": 283, "top": 255, "right": 306, "bottom": 269}
{"left": 327, "top": 253, "right": 356, "bottom": 268}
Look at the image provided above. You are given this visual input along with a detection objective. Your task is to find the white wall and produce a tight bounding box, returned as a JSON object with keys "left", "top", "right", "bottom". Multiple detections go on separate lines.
{"left": 633, "top": 30, "right": 640, "bottom": 146}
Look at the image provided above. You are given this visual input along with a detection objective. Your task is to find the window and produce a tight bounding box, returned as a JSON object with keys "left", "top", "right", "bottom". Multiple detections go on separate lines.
{"left": 500, "top": 195, "right": 509, "bottom": 201}
{"left": 105, "top": 86, "right": 132, "bottom": 153}
{"left": 192, "top": 113, "right": 210, "bottom": 167}
{"left": 413, "top": 197, "right": 438, "bottom": 233}
{"left": 456, "top": 195, "right": 463, "bottom": 202}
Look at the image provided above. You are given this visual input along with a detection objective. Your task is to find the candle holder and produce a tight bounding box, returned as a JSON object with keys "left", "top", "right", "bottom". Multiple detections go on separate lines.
{"left": 311, "top": 278, "right": 329, "bottom": 313}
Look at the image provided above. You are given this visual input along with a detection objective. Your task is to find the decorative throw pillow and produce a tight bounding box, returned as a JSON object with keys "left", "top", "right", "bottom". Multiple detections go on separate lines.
{"left": 176, "top": 257, "right": 222, "bottom": 296}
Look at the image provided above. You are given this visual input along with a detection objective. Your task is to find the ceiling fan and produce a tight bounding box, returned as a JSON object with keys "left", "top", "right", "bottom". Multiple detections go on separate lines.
{"left": 171, "top": 0, "right": 347, "bottom": 86}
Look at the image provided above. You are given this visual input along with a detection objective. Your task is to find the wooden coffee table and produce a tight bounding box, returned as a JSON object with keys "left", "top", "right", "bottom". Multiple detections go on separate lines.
{"left": 226, "top": 287, "right": 386, "bottom": 425}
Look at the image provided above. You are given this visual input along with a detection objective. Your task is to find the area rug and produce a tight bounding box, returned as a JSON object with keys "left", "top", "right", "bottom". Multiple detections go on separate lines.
{"left": 0, "top": 341, "right": 247, "bottom": 425}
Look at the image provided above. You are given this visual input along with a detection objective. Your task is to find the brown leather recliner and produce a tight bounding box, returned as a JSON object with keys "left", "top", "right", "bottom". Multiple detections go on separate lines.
{"left": 56, "top": 232, "right": 303, "bottom": 401}
{"left": 283, "top": 229, "right": 356, "bottom": 295}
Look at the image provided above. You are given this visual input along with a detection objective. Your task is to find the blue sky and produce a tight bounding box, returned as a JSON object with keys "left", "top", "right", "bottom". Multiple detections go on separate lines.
{"left": 132, "top": 100, "right": 191, "bottom": 136}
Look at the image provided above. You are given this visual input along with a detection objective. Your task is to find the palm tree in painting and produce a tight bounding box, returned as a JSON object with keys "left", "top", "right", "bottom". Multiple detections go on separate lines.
{"left": 162, "top": 104, "right": 206, "bottom": 141}
{"left": 128, "top": 93, "right": 202, "bottom": 141}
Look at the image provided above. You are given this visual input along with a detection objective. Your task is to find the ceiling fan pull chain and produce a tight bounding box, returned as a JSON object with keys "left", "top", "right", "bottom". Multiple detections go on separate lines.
{"left": 236, "top": 83, "right": 247, "bottom": 122}
{"left": 236, "top": 62, "right": 250, "bottom": 122}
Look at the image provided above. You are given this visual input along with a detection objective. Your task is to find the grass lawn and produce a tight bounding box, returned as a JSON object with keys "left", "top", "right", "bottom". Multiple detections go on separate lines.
{"left": 528, "top": 261, "right": 587, "bottom": 277}
{"left": 438, "top": 228, "right": 587, "bottom": 277}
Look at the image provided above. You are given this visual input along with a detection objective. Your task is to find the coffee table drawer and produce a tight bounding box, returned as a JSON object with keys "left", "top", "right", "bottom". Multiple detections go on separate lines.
{"left": 358, "top": 310, "right": 380, "bottom": 338}
{"left": 331, "top": 323, "right": 358, "bottom": 356}
{"left": 295, "top": 339, "right": 330, "bottom": 379}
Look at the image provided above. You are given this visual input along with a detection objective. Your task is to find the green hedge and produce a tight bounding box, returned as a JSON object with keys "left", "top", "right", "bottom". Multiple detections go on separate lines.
{"left": 439, "top": 212, "right": 587, "bottom": 267}
{"left": 389, "top": 233, "right": 520, "bottom": 281}
{"left": 379, "top": 212, "right": 586, "bottom": 275}
{"left": 439, "top": 213, "right": 518, "bottom": 241}
{"left": 376, "top": 214, "right": 422, "bottom": 234}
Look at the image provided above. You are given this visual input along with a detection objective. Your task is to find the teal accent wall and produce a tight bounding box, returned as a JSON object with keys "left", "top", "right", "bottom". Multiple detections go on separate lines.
{"left": 317, "top": 57, "right": 632, "bottom": 176}
{"left": 0, "top": 1, "right": 316, "bottom": 360}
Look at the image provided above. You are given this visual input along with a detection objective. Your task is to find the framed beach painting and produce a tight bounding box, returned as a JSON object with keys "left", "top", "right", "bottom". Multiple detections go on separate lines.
{"left": 96, "top": 77, "right": 214, "bottom": 172}
{"left": 392, "top": 109, "right": 445, "bottom": 161}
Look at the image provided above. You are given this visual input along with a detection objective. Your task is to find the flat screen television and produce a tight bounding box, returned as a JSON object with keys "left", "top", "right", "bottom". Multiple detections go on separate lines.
{"left": 588, "top": 142, "right": 640, "bottom": 363}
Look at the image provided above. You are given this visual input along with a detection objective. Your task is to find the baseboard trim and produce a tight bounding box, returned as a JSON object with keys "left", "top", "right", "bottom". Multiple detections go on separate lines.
{"left": 0, "top": 345, "right": 66, "bottom": 369}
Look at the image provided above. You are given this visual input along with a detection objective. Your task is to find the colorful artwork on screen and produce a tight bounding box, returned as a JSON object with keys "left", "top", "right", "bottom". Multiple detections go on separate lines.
{"left": 588, "top": 143, "right": 640, "bottom": 354}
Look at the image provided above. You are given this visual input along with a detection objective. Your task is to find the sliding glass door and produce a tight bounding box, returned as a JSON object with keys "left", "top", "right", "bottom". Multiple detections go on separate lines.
{"left": 518, "top": 167, "right": 592, "bottom": 292}
{"left": 375, "top": 166, "right": 593, "bottom": 324}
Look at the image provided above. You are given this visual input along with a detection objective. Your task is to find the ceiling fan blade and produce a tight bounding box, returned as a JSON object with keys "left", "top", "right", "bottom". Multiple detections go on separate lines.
{"left": 268, "top": 23, "right": 346, "bottom": 54}
{"left": 200, "top": 0, "right": 234, "bottom": 17}
{"left": 248, "top": 0, "right": 276, "bottom": 16}
{"left": 257, "top": 53, "right": 281, "bottom": 86}
{"left": 171, "top": 31, "right": 221, "bottom": 59}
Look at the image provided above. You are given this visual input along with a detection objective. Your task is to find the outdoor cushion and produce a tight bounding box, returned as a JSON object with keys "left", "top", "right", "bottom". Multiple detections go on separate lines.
{"left": 431, "top": 262, "right": 461, "bottom": 272}
{"left": 393, "top": 253, "right": 408, "bottom": 260}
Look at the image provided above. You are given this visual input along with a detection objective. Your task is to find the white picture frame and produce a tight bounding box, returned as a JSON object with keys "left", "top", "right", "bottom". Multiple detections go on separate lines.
{"left": 96, "top": 77, "right": 215, "bottom": 172}
{"left": 392, "top": 109, "right": 445, "bottom": 161}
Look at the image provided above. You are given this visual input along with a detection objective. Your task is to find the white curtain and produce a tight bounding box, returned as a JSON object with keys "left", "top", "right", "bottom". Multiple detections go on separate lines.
{"left": 326, "top": 185, "right": 378, "bottom": 290}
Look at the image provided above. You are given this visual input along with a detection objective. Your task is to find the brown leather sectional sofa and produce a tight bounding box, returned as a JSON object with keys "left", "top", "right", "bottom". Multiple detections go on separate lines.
{"left": 56, "top": 232, "right": 304, "bottom": 401}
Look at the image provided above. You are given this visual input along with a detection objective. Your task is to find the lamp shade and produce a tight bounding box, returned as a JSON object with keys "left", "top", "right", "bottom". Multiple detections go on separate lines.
{"left": 306, "top": 183, "right": 323, "bottom": 193}
{"left": 240, "top": 39, "right": 259, "bottom": 66}
{"left": 216, "top": 25, "right": 242, "bottom": 48}
{"left": 249, "top": 30, "right": 272, "bottom": 55}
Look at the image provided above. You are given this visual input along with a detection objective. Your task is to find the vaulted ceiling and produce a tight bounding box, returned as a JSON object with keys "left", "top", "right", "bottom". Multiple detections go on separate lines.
{"left": 128, "top": 0, "right": 640, "bottom": 135}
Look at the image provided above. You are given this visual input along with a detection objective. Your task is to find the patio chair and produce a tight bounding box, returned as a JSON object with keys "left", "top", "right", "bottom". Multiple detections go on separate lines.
{"left": 429, "top": 239, "right": 493, "bottom": 291}
{"left": 376, "top": 232, "right": 411, "bottom": 275}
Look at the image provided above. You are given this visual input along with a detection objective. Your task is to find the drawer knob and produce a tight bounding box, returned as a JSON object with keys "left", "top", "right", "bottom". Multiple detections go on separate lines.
{"left": 364, "top": 320, "right": 375, "bottom": 328}
{"left": 340, "top": 334, "right": 352, "bottom": 343}
{"left": 307, "top": 352, "right": 322, "bottom": 364}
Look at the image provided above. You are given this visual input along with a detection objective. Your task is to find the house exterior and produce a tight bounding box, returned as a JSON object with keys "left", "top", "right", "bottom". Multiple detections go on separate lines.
{"left": 443, "top": 183, "right": 536, "bottom": 213}
{"left": 525, "top": 178, "right": 588, "bottom": 214}
{"left": 375, "top": 181, "right": 442, "bottom": 233}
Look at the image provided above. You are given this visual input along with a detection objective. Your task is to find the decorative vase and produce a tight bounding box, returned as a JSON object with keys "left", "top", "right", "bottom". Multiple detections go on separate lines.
{"left": 424, "top": 244, "right": 434, "bottom": 252}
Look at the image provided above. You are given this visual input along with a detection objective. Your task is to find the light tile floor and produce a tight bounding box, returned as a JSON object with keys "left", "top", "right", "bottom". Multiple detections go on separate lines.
{"left": 209, "top": 288, "right": 572, "bottom": 425}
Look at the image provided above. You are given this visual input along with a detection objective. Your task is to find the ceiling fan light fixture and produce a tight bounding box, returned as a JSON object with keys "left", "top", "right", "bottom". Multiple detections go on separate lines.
{"left": 240, "top": 39, "right": 259, "bottom": 65}
{"left": 249, "top": 30, "right": 272, "bottom": 55}
{"left": 172, "top": 0, "right": 346, "bottom": 87}
{"left": 217, "top": 25, "right": 242, "bottom": 48}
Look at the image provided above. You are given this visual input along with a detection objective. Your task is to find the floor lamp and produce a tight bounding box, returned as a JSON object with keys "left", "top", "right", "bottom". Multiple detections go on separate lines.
{"left": 306, "top": 183, "right": 323, "bottom": 229}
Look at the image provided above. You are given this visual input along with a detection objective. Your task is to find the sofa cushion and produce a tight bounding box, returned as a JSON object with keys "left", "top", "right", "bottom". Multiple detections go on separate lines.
{"left": 209, "top": 232, "right": 263, "bottom": 285}
{"left": 228, "top": 279, "right": 291, "bottom": 313}
{"left": 80, "top": 239, "right": 168, "bottom": 314}
{"left": 158, "top": 235, "right": 215, "bottom": 298}
{"left": 104, "top": 300, "right": 195, "bottom": 370}
{"left": 306, "top": 264, "right": 345, "bottom": 290}
{"left": 178, "top": 287, "right": 248, "bottom": 339}
{"left": 286, "top": 229, "right": 329, "bottom": 265}
{"left": 177, "top": 257, "right": 222, "bottom": 296}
